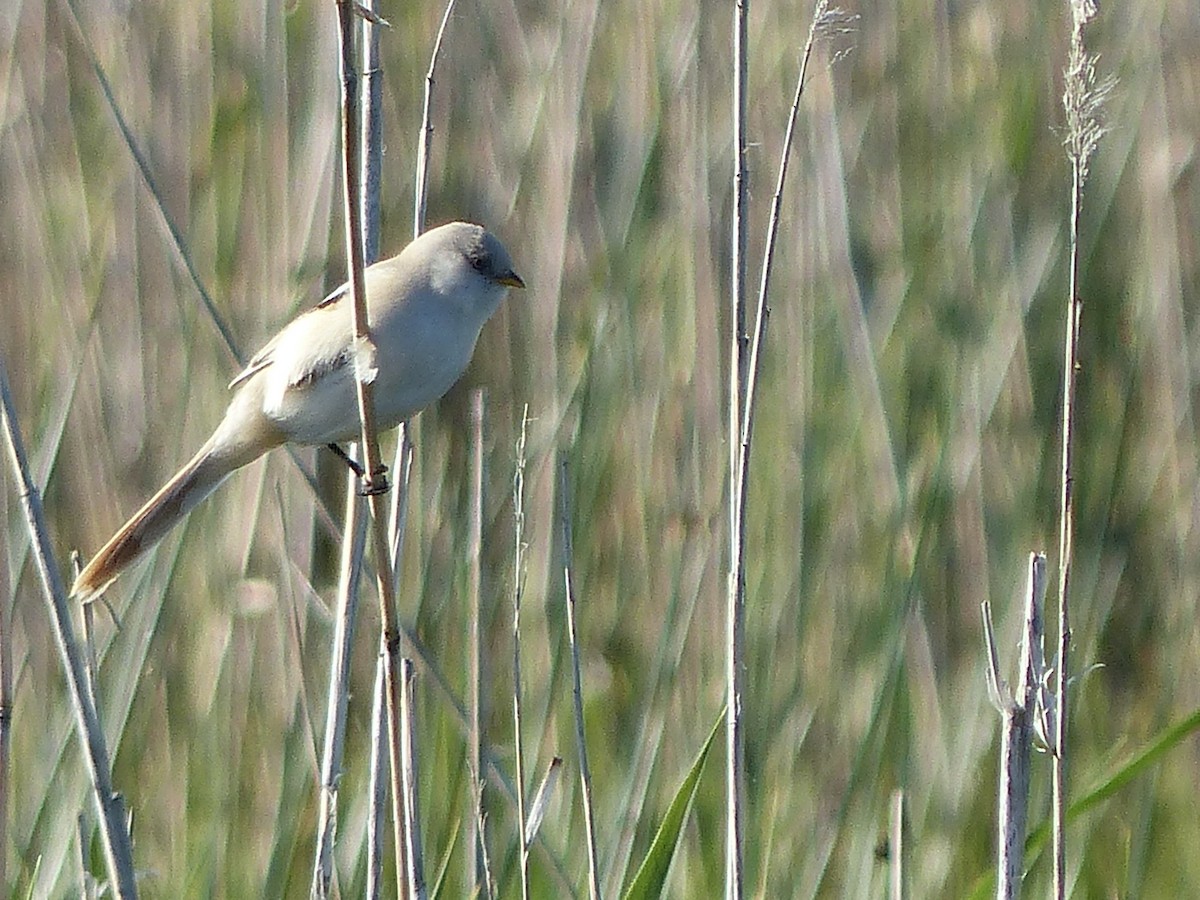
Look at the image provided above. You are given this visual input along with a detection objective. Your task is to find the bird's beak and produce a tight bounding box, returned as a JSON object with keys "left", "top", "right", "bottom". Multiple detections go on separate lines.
{"left": 496, "top": 271, "right": 525, "bottom": 289}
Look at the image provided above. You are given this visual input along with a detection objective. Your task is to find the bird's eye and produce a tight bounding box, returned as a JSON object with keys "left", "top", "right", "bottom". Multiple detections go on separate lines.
{"left": 466, "top": 250, "right": 489, "bottom": 275}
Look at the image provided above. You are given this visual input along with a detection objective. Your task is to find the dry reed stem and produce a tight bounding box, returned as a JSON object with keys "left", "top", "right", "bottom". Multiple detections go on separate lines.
{"left": 728, "top": 4, "right": 843, "bottom": 897}
{"left": 467, "top": 389, "right": 486, "bottom": 892}
{"left": 414, "top": 0, "right": 458, "bottom": 240}
{"left": 361, "top": 0, "right": 386, "bottom": 264}
{"left": 0, "top": 535, "right": 10, "bottom": 896}
{"left": 311, "top": 461, "right": 368, "bottom": 898}
{"left": 726, "top": 0, "right": 749, "bottom": 892}
{"left": 313, "top": 0, "right": 386, "bottom": 886}
{"left": 471, "top": 771, "right": 496, "bottom": 900}
{"left": 559, "top": 458, "right": 602, "bottom": 899}
{"left": 60, "top": 0, "right": 242, "bottom": 365}
{"left": 333, "top": 0, "right": 408, "bottom": 891}
{"left": 365, "top": 13, "right": 457, "bottom": 889}
{"left": 367, "top": 651, "right": 388, "bottom": 900}
{"left": 1054, "top": 2, "right": 1109, "bottom": 895}
{"left": 739, "top": 1, "right": 837, "bottom": 454}
{"left": 984, "top": 553, "right": 1047, "bottom": 900}
{"left": 400, "top": 658, "right": 427, "bottom": 898}
{"left": 0, "top": 363, "right": 137, "bottom": 898}
{"left": 889, "top": 789, "right": 904, "bottom": 900}
{"left": 511, "top": 406, "right": 531, "bottom": 900}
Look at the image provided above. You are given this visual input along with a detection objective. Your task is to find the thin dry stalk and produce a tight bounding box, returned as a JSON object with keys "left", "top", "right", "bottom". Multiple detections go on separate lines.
{"left": 361, "top": 0, "right": 385, "bottom": 264}
{"left": 61, "top": 0, "right": 242, "bottom": 364}
{"left": 889, "top": 789, "right": 903, "bottom": 900}
{"left": 1051, "top": 253, "right": 1078, "bottom": 900}
{"left": 511, "top": 407, "right": 531, "bottom": 900}
{"left": 387, "top": 0, "right": 453, "bottom": 574}
{"left": 374, "top": 19, "right": 459, "bottom": 883}
{"left": 1054, "top": 3, "right": 1109, "bottom": 894}
{"left": 313, "top": 20, "right": 385, "bottom": 846}
{"left": 0, "top": 526, "right": 8, "bottom": 894}
{"left": 333, "top": 0, "right": 408, "bottom": 889}
{"left": 0, "top": 362, "right": 137, "bottom": 899}
{"left": 726, "top": 0, "right": 750, "bottom": 894}
{"left": 471, "top": 772, "right": 496, "bottom": 900}
{"left": 386, "top": 432, "right": 415, "bottom": 580}
{"left": 984, "top": 553, "right": 1047, "bottom": 900}
{"left": 740, "top": 1, "right": 840, "bottom": 451}
{"left": 558, "top": 459, "right": 602, "bottom": 900}
{"left": 727, "top": 5, "right": 842, "bottom": 897}
{"left": 367, "top": 650, "right": 389, "bottom": 900}
{"left": 77, "top": 814, "right": 95, "bottom": 900}
{"left": 372, "top": 429, "right": 413, "bottom": 897}
{"left": 467, "top": 389, "right": 486, "bottom": 892}
{"left": 400, "top": 659, "right": 427, "bottom": 899}
{"left": 380, "top": 433, "right": 412, "bottom": 894}
{"left": 414, "top": 0, "right": 459, "bottom": 239}
{"left": 373, "top": 0, "right": 423, "bottom": 841}
{"left": 311, "top": 463, "right": 369, "bottom": 898}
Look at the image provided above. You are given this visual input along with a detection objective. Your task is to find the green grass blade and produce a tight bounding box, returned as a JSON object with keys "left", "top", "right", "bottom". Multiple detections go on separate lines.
{"left": 622, "top": 707, "right": 724, "bottom": 900}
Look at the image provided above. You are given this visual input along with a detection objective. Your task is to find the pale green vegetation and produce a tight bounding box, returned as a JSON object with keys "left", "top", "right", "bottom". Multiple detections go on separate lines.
{"left": 2, "top": 0, "right": 1198, "bottom": 896}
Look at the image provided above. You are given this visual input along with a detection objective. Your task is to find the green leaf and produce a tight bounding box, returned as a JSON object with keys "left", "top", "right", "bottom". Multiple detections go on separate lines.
{"left": 623, "top": 707, "right": 724, "bottom": 900}
{"left": 429, "top": 816, "right": 460, "bottom": 900}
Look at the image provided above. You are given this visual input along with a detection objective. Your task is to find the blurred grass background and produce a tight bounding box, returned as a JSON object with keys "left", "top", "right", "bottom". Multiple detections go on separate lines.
{"left": 2, "top": 0, "right": 1199, "bottom": 896}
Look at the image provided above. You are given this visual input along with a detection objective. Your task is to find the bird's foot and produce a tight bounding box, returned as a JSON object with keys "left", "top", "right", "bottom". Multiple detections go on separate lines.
{"left": 359, "top": 464, "right": 390, "bottom": 496}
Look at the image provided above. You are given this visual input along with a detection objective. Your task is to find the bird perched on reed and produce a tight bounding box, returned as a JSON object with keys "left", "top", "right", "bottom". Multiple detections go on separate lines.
{"left": 73, "top": 221, "right": 523, "bottom": 600}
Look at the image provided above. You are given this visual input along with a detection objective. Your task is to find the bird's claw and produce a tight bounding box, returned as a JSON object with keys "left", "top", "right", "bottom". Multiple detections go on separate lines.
{"left": 359, "top": 465, "right": 390, "bottom": 496}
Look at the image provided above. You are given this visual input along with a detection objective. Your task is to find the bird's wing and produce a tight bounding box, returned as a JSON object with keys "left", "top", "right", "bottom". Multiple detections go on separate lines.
{"left": 227, "top": 283, "right": 351, "bottom": 390}
{"left": 315, "top": 282, "right": 349, "bottom": 310}
{"left": 228, "top": 353, "right": 273, "bottom": 389}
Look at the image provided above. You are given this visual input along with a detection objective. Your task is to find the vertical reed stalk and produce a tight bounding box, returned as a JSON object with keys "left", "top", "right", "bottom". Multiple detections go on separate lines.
{"left": 986, "top": 553, "right": 1047, "bottom": 900}
{"left": 400, "top": 659, "right": 427, "bottom": 898}
{"left": 889, "top": 790, "right": 904, "bottom": 900}
{"left": 1054, "top": 3, "right": 1108, "bottom": 893}
{"left": 366, "top": 653, "right": 389, "bottom": 900}
{"left": 511, "top": 407, "right": 531, "bottom": 900}
{"left": 414, "top": 0, "right": 458, "bottom": 240}
{"left": 0, "top": 446, "right": 12, "bottom": 895}
{"left": 726, "top": 5, "right": 841, "bottom": 896}
{"left": 0, "top": 363, "right": 138, "bottom": 898}
{"left": 559, "top": 458, "right": 602, "bottom": 899}
{"left": 311, "top": 463, "right": 368, "bottom": 898}
{"left": 333, "top": 1, "right": 408, "bottom": 890}
{"left": 726, "top": 0, "right": 750, "bottom": 893}
{"left": 467, "top": 389, "right": 486, "bottom": 892}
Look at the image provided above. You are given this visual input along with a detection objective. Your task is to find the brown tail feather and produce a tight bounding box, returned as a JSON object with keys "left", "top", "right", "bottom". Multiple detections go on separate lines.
{"left": 72, "top": 440, "right": 238, "bottom": 600}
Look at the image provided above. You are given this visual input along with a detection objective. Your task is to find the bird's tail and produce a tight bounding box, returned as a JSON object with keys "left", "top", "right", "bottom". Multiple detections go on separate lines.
{"left": 72, "top": 438, "right": 239, "bottom": 600}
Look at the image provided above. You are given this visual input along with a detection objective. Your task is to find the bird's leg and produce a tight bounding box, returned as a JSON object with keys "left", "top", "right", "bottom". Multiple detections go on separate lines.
{"left": 326, "top": 442, "right": 365, "bottom": 477}
{"left": 326, "top": 443, "right": 390, "bottom": 495}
